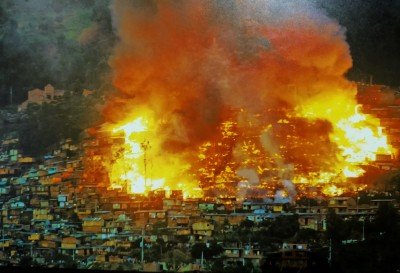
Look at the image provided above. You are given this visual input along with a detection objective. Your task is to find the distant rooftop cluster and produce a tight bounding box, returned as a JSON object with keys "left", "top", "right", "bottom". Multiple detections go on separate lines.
{"left": 18, "top": 84, "right": 65, "bottom": 111}
{"left": 0, "top": 128, "right": 398, "bottom": 271}
{"left": 18, "top": 84, "right": 95, "bottom": 112}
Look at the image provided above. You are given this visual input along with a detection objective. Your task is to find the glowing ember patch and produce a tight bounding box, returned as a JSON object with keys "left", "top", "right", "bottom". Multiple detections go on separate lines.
{"left": 342, "top": 166, "right": 364, "bottom": 178}
{"left": 127, "top": 174, "right": 146, "bottom": 193}
{"left": 337, "top": 113, "right": 391, "bottom": 164}
{"left": 113, "top": 117, "right": 147, "bottom": 134}
{"left": 105, "top": 111, "right": 201, "bottom": 197}
{"left": 298, "top": 95, "right": 394, "bottom": 180}
{"left": 150, "top": 179, "right": 165, "bottom": 191}
{"left": 109, "top": 116, "right": 156, "bottom": 194}
{"left": 322, "top": 184, "right": 344, "bottom": 196}
{"left": 128, "top": 143, "right": 143, "bottom": 158}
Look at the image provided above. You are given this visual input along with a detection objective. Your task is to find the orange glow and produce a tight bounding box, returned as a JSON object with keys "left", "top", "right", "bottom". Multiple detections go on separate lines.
{"left": 297, "top": 93, "right": 393, "bottom": 180}
{"left": 103, "top": 95, "right": 394, "bottom": 198}
{"left": 89, "top": 1, "right": 396, "bottom": 199}
{"left": 322, "top": 184, "right": 344, "bottom": 196}
{"left": 105, "top": 109, "right": 202, "bottom": 197}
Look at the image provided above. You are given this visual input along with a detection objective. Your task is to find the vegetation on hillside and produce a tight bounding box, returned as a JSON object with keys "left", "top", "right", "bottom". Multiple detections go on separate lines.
{"left": 0, "top": 0, "right": 115, "bottom": 106}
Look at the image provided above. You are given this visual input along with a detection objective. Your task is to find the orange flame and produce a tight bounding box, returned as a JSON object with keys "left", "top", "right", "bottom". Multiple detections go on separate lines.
{"left": 95, "top": 1, "right": 395, "bottom": 199}
{"left": 105, "top": 109, "right": 202, "bottom": 197}
{"left": 297, "top": 93, "right": 393, "bottom": 180}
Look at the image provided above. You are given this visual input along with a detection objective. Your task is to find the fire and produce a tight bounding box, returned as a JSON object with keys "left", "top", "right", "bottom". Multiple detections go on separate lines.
{"left": 112, "top": 117, "right": 147, "bottom": 159}
{"left": 109, "top": 116, "right": 156, "bottom": 194}
{"left": 336, "top": 107, "right": 391, "bottom": 165}
{"left": 297, "top": 93, "right": 393, "bottom": 180}
{"left": 322, "top": 184, "right": 344, "bottom": 196}
{"left": 105, "top": 109, "right": 202, "bottom": 197}
{"left": 105, "top": 93, "right": 394, "bottom": 198}
{"left": 90, "top": 1, "right": 396, "bottom": 200}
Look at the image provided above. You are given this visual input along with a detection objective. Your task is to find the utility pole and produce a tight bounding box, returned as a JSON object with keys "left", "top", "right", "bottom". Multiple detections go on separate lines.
{"left": 362, "top": 218, "right": 365, "bottom": 241}
{"left": 141, "top": 140, "right": 150, "bottom": 192}
{"left": 74, "top": 181, "right": 77, "bottom": 212}
{"left": 10, "top": 86, "right": 13, "bottom": 105}
{"left": 141, "top": 229, "right": 144, "bottom": 264}
{"left": 356, "top": 196, "right": 360, "bottom": 214}
{"left": 2, "top": 229, "right": 4, "bottom": 252}
{"left": 328, "top": 239, "right": 332, "bottom": 266}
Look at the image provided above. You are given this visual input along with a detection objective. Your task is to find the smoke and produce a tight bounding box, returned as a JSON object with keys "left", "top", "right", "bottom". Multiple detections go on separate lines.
{"left": 236, "top": 168, "right": 260, "bottom": 200}
{"left": 105, "top": 0, "right": 356, "bottom": 194}
{"left": 260, "top": 128, "right": 284, "bottom": 168}
{"left": 282, "top": 179, "right": 297, "bottom": 202}
{"left": 237, "top": 168, "right": 260, "bottom": 185}
{"left": 274, "top": 190, "right": 291, "bottom": 204}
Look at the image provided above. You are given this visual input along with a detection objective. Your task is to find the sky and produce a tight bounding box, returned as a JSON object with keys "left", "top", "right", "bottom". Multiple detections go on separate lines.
{"left": 0, "top": 0, "right": 399, "bottom": 106}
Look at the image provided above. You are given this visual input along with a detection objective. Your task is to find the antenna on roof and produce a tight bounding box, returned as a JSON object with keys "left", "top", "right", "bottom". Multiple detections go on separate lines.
{"left": 141, "top": 140, "right": 151, "bottom": 192}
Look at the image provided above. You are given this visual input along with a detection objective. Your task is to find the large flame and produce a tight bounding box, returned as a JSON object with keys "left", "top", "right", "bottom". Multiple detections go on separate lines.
{"left": 105, "top": 108, "right": 202, "bottom": 197}
{"left": 93, "top": 1, "right": 395, "bottom": 198}
{"left": 110, "top": 116, "right": 153, "bottom": 193}
{"left": 297, "top": 93, "right": 393, "bottom": 178}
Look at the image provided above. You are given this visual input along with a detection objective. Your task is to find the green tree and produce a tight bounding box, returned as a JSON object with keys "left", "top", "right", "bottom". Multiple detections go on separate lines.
{"left": 0, "top": 0, "right": 115, "bottom": 106}
{"left": 165, "top": 249, "right": 191, "bottom": 270}
{"left": 295, "top": 228, "right": 319, "bottom": 244}
{"left": 19, "top": 256, "right": 33, "bottom": 267}
{"left": 152, "top": 221, "right": 167, "bottom": 235}
{"left": 240, "top": 219, "right": 254, "bottom": 229}
{"left": 190, "top": 242, "right": 223, "bottom": 259}
{"left": 373, "top": 202, "right": 399, "bottom": 237}
{"left": 269, "top": 215, "right": 299, "bottom": 239}
{"left": 326, "top": 209, "right": 346, "bottom": 244}
{"left": 16, "top": 91, "right": 103, "bottom": 156}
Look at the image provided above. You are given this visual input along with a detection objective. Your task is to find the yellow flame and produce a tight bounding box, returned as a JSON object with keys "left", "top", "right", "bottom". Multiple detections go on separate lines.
{"left": 322, "top": 184, "right": 344, "bottom": 196}
{"left": 112, "top": 117, "right": 147, "bottom": 135}
{"left": 106, "top": 109, "right": 201, "bottom": 197}
{"left": 297, "top": 92, "right": 393, "bottom": 179}
{"left": 342, "top": 166, "right": 364, "bottom": 178}
{"left": 109, "top": 116, "right": 154, "bottom": 193}
{"left": 337, "top": 108, "right": 391, "bottom": 164}
{"left": 104, "top": 90, "right": 393, "bottom": 199}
